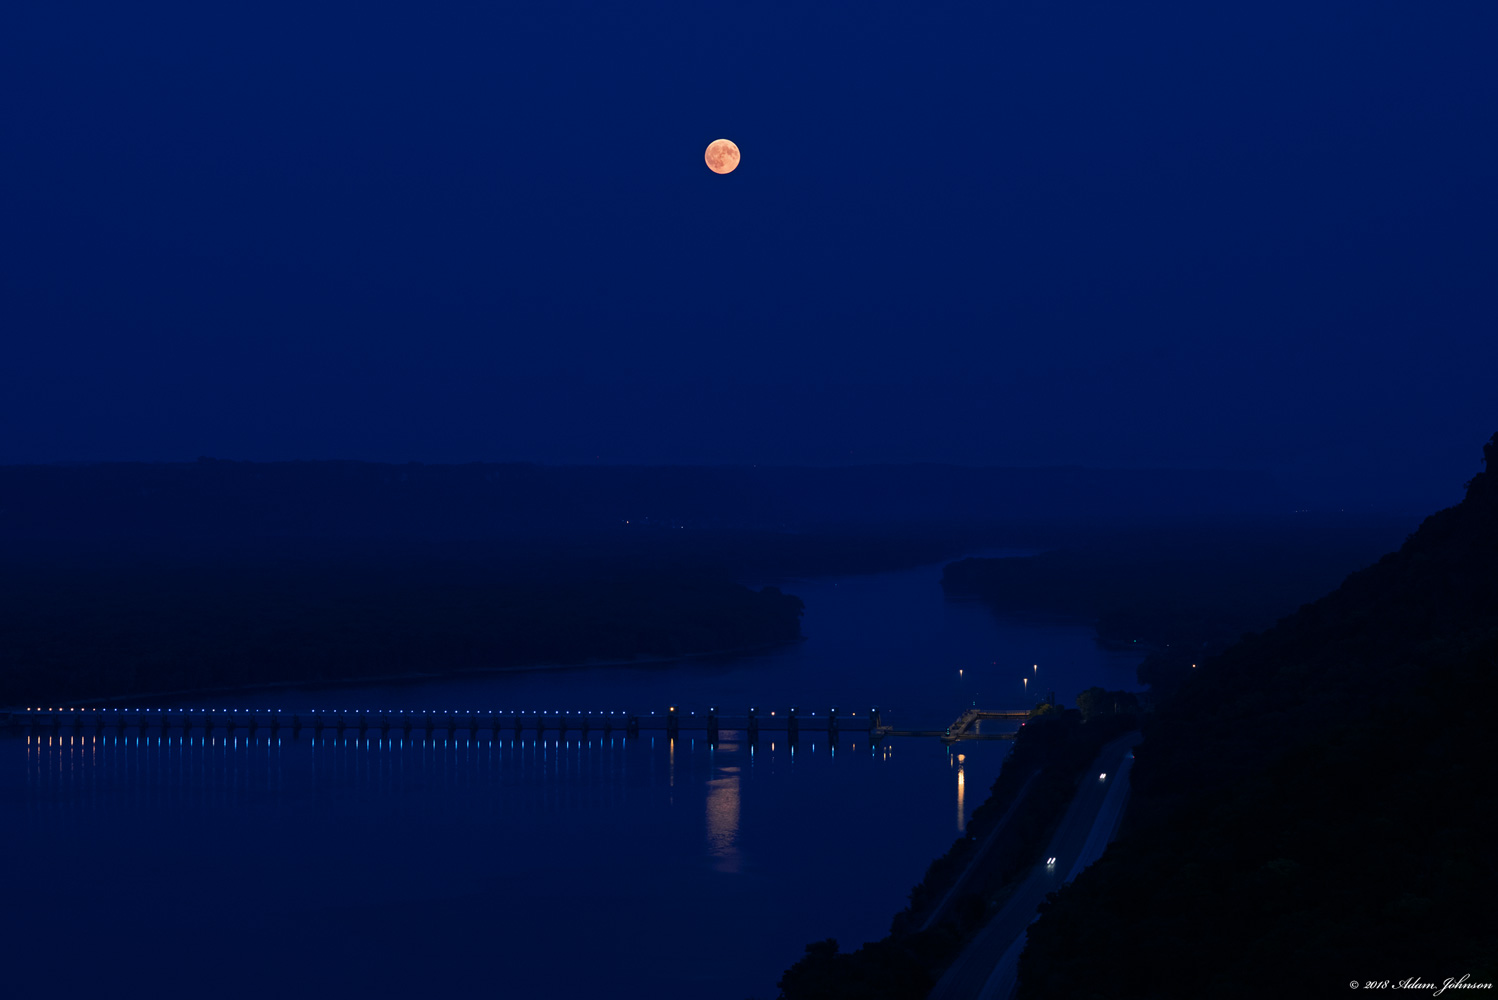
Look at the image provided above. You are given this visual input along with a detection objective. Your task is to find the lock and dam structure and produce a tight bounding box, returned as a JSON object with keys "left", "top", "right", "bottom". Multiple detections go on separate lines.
{"left": 2, "top": 704, "right": 1032, "bottom": 744}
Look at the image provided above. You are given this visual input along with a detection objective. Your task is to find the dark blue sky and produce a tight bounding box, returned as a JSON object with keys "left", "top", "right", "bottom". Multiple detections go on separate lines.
{"left": 3, "top": 1, "right": 1494, "bottom": 509}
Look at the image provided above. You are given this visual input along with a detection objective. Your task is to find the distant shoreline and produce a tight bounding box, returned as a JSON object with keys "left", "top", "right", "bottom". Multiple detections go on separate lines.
{"left": 12, "top": 637, "right": 805, "bottom": 712}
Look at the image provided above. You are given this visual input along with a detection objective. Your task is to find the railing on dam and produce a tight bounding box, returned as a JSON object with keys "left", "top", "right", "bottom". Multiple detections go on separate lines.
{"left": 3, "top": 704, "right": 1032, "bottom": 743}
{"left": 3, "top": 706, "right": 891, "bottom": 741}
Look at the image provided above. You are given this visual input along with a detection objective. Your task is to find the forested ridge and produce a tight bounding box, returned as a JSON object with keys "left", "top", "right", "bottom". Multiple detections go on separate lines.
{"left": 942, "top": 512, "right": 1416, "bottom": 657}
{"left": 0, "top": 457, "right": 1297, "bottom": 708}
{"left": 0, "top": 459, "right": 1285, "bottom": 540}
{"left": 0, "top": 548, "right": 803, "bottom": 706}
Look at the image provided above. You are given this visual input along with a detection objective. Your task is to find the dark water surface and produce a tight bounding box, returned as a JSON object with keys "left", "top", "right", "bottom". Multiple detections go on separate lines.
{"left": 2, "top": 560, "right": 1140, "bottom": 997}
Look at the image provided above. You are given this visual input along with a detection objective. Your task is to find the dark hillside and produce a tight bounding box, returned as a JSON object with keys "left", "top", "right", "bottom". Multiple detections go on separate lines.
{"left": 1017, "top": 433, "right": 1498, "bottom": 996}
{"left": 0, "top": 459, "right": 1289, "bottom": 707}
{"left": 0, "top": 460, "right": 1286, "bottom": 541}
{"left": 0, "top": 546, "right": 806, "bottom": 707}
{"left": 943, "top": 512, "right": 1417, "bottom": 658}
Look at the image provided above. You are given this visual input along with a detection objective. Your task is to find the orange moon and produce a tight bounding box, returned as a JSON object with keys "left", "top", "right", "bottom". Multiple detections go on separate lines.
{"left": 704, "top": 138, "right": 740, "bottom": 175}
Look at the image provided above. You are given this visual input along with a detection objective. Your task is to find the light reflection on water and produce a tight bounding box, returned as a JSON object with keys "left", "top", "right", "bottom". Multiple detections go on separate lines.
{"left": 706, "top": 754, "right": 742, "bottom": 873}
{"left": 957, "top": 760, "right": 966, "bottom": 833}
{"left": 3, "top": 559, "right": 1139, "bottom": 997}
{"left": 8, "top": 724, "right": 998, "bottom": 995}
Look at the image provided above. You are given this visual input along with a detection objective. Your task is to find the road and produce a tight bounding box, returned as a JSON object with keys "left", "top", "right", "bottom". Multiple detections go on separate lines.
{"left": 926, "top": 731, "right": 1142, "bottom": 1000}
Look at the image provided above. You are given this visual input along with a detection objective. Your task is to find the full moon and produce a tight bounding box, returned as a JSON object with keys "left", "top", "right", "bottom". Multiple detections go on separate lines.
{"left": 704, "top": 138, "right": 740, "bottom": 175}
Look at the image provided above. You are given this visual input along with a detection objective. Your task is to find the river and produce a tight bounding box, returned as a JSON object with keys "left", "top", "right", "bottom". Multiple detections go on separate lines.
{"left": 1, "top": 557, "right": 1141, "bottom": 997}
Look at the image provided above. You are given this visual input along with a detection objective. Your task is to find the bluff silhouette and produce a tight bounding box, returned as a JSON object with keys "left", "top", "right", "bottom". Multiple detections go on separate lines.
{"left": 1017, "top": 432, "right": 1498, "bottom": 996}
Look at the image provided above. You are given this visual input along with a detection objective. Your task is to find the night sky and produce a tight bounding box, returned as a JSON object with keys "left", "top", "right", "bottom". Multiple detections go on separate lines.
{"left": 3, "top": 1, "right": 1494, "bottom": 509}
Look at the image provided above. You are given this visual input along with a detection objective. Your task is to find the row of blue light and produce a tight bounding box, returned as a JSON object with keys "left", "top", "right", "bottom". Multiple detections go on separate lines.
{"left": 27, "top": 734, "right": 854, "bottom": 751}
{"left": 22, "top": 706, "right": 867, "bottom": 715}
